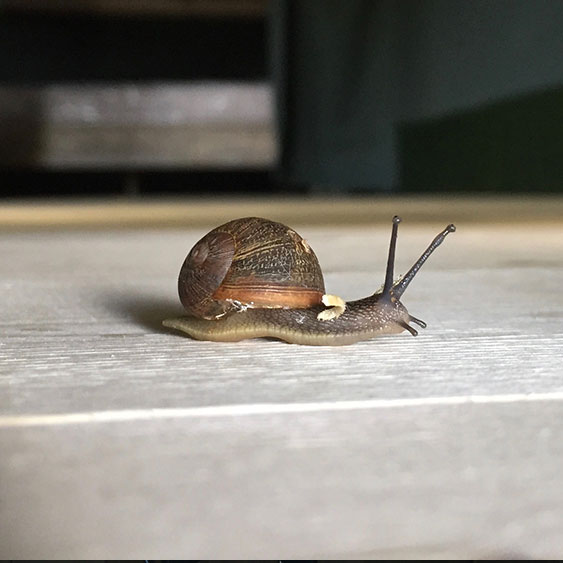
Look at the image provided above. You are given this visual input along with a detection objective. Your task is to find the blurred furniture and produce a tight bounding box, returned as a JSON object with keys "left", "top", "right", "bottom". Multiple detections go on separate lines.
{"left": 0, "top": 83, "right": 275, "bottom": 169}
{"left": 0, "top": 0, "right": 275, "bottom": 179}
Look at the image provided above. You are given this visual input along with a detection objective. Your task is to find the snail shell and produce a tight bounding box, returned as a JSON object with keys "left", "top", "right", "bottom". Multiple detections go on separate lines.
{"left": 178, "top": 217, "right": 325, "bottom": 320}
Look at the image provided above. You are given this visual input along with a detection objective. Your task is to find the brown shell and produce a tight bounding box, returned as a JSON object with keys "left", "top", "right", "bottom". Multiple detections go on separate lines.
{"left": 178, "top": 217, "right": 325, "bottom": 319}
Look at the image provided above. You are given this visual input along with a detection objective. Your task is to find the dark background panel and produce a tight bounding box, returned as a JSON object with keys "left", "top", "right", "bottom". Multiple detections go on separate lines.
{"left": 399, "top": 87, "right": 563, "bottom": 192}
{"left": 0, "top": 11, "right": 267, "bottom": 82}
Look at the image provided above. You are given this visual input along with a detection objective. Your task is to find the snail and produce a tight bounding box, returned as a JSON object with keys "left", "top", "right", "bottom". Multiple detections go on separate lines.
{"left": 163, "top": 216, "right": 455, "bottom": 346}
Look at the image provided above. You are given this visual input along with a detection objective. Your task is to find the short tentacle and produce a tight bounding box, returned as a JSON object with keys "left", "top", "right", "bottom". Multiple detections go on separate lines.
{"left": 408, "top": 315, "right": 427, "bottom": 328}
{"left": 397, "top": 320, "right": 418, "bottom": 337}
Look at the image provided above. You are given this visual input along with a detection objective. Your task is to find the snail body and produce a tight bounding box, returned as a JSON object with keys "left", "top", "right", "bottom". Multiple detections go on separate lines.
{"left": 163, "top": 216, "right": 455, "bottom": 346}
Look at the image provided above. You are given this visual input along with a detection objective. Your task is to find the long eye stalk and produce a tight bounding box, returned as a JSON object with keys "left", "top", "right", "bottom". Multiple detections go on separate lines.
{"left": 381, "top": 215, "right": 402, "bottom": 297}
{"left": 392, "top": 223, "right": 456, "bottom": 299}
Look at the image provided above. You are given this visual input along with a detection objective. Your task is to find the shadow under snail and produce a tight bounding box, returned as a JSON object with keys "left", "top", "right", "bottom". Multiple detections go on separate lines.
{"left": 163, "top": 216, "right": 455, "bottom": 346}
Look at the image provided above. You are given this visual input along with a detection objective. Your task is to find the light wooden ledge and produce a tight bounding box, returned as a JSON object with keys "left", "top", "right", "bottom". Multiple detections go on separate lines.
{"left": 1, "top": 194, "right": 562, "bottom": 230}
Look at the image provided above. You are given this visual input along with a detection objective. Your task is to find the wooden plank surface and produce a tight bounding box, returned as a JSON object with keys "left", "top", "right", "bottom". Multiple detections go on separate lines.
{"left": 1, "top": 194, "right": 563, "bottom": 229}
{"left": 1, "top": 197, "right": 563, "bottom": 558}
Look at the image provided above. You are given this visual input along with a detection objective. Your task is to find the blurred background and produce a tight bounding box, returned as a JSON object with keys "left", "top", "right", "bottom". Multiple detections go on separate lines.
{"left": 1, "top": 0, "right": 562, "bottom": 199}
